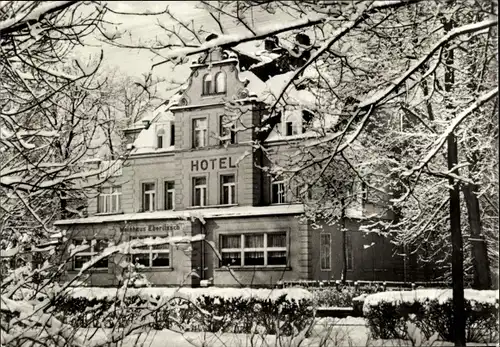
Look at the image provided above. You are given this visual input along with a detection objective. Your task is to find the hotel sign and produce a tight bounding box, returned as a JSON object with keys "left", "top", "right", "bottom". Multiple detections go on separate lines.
{"left": 191, "top": 156, "right": 238, "bottom": 172}
{"left": 121, "top": 224, "right": 182, "bottom": 232}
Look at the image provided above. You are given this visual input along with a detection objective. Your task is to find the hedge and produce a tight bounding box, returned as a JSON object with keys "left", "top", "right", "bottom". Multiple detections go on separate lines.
{"left": 48, "top": 291, "right": 314, "bottom": 335}
{"left": 311, "top": 283, "right": 385, "bottom": 308}
{"left": 363, "top": 289, "right": 499, "bottom": 343}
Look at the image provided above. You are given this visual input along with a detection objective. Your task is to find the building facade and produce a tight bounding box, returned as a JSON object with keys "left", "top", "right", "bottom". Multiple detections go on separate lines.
{"left": 54, "top": 47, "right": 410, "bottom": 287}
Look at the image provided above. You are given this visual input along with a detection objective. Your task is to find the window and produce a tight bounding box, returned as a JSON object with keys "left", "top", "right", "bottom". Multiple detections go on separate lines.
{"left": 98, "top": 186, "right": 122, "bottom": 213}
{"left": 192, "top": 118, "right": 208, "bottom": 148}
{"left": 142, "top": 182, "right": 156, "bottom": 212}
{"left": 99, "top": 160, "right": 122, "bottom": 177}
{"left": 346, "top": 232, "right": 353, "bottom": 270}
{"left": 165, "top": 181, "right": 175, "bottom": 210}
{"left": 361, "top": 182, "right": 368, "bottom": 203}
{"left": 192, "top": 177, "right": 207, "bottom": 207}
{"left": 220, "top": 115, "right": 236, "bottom": 145}
{"left": 220, "top": 232, "right": 287, "bottom": 267}
{"left": 202, "top": 74, "right": 212, "bottom": 95}
{"left": 215, "top": 72, "right": 226, "bottom": 93}
{"left": 302, "top": 110, "right": 314, "bottom": 133}
{"left": 130, "top": 236, "right": 170, "bottom": 268}
{"left": 157, "top": 128, "right": 165, "bottom": 148}
{"left": 170, "top": 123, "right": 175, "bottom": 146}
{"left": 271, "top": 179, "right": 286, "bottom": 204}
{"left": 320, "top": 233, "right": 331, "bottom": 271}
{"left": 221, "top": 175, "right": 236, "bottom": 205}
{"left": 286, "top": 122, "right": 293, "bottom": 136}
{"left": 73, "top": 239, "right": 108, "bottom": 270}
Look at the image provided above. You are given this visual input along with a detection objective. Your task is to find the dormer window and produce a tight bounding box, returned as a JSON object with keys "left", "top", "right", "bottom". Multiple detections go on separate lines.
{"left": 215, "top": 72, "right": 226, "bottom": 94}
{"left": 157, "top": 128, "right": 165, "bottom": 149}
{"left": 202, "top": 74, "right": 212, "bottom": 95}
{"left": 302, "top": 110, "right": 314, "bottom": 133}
{"left": 285, "top": 122, "right": 294, "bottom": 136}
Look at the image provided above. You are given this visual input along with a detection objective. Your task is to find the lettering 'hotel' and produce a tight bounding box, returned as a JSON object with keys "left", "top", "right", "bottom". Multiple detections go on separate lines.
{"left": 55, "top": 38, "right": 416, "bottom": 287}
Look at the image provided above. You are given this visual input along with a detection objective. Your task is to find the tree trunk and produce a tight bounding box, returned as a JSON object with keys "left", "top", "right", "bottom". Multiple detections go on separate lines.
{"left": 447, "top": 133, "right": 466, "bottom": 347}
{"left": 462, "top": 183, "right": 492, "bottom": 289}
{"left": 444, "top": 6, "right": 466, "bottom": 345}
{"left": 341, "top": 197, "right": 347, "bottom": 283}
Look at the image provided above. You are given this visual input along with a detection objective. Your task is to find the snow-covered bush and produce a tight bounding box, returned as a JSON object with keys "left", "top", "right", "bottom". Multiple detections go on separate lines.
{"left": 50, "top": 288, "right": 314, "bottom": 335}
{"left": 311, "top": 284, "right": 384, "bottom": 308}
{"left": 363, "top": 289, "right": 499, "bottom": 342}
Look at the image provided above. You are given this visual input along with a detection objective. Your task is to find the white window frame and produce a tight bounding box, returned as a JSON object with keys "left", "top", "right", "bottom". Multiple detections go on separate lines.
{"left": 221, "top": 174, "right": 236, "bottom": 205}
{"left": 320, "top": 233, "right": 331, "bottom": 271}
{"left": 130, "top": 236, "right": 170, "bottom": 268}
{"left": 165, "top": 181, "right": 175, "bottom": 210}
{"left": 220, "top": 115, "right": 236, "bottom": 145}
{"left": 142, "top": 182, "right": 156, "bottom": 212}
{"left": 192, "top": 176, "right": 207, "bottom": 207}
{"left": 215, "top": 71, "right": 226, "bottom": 93}
{"left": 220, "top": 232, "right": 287, "bottom": 267}
{"left": 271, "top": 180, "right": 286, "bottom": 204}
{"left": 98, "top": 186, "right": 122, "bottom": 213}
{"left": 193, "top": 118, "right": 208, "bottom": 148}
{"left": 202, "top": 74, "right": 213, "bottom": 95}
{"left": 72, "top": 239, "right": 108, "bottom": 270}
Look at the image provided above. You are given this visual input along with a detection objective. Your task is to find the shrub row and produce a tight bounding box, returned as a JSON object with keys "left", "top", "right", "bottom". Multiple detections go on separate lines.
{"left": 311, "top": 283, "right": 387, "bottom": 307}
{"left": 50, "top": 293, "right": 314, "bottom": 335}
{"left": 363, "top": 290, "right": 499, "bottom": 343}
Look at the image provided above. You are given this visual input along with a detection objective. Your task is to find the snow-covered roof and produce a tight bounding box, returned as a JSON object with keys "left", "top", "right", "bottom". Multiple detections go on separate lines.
{"left": 131, "top": 105, "right": 175, "bottom": 155}
{"left": 264, "top": 108, "right": 339, "bottom": 143}
{"left": 54, "top": 204, "right": 305, "bottom": 225}
{"left": 237, "top": 70, "right": 267, "bottom": 97}
{"left": 245, "top": 70, "right": 317, "bottom": 107}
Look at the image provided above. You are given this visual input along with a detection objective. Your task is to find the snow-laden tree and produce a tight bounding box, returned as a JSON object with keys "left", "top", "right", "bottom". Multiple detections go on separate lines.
{"left": 95, "top": 67, "right": 164, "bottom": 157}
{"left": 0, "top": 3, "right": 244, "bottom": 346}
{"left": 0, "top": 2, "right": 164, "bottom": 345}
{"left": 1, "top": 2, "right": 119, "bottom": 260}
{"left": 132, "top": 0, "right": 498, "bottom": 288}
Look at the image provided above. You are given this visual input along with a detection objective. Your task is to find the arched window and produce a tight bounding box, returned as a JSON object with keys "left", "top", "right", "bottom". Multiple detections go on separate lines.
{"left": 202, "top": 74, "right": 212, "bottom": 95}
{"left": 215, "top": 72, "right": 226, "bottom": 93}
{"left": 157, "top": 128, "right": 165, "bottom": 149}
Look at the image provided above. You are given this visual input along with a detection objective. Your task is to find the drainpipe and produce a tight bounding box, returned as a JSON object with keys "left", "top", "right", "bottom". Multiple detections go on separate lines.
{"left": 200, "top": 222, "right": 206, "bottom": 281}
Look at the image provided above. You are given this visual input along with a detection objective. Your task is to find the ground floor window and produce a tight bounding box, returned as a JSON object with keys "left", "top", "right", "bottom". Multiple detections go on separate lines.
{"left": 220, "top": 232, "right": 287, "bottom": 267}
{"left": 320, "top": 233, "right": 331, "bottom": 271}
{"left": 130, "top": 236, "right": 170, "bottom": 268}
{"left": 72, "top": 239, "right": 108, "bottom": 270}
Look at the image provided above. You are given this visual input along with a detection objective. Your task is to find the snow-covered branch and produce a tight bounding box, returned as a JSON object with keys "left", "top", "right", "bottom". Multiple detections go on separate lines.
{"left": 152, "top": 0, "right": 417, "bottom": 67}
{"left": 403, "top": 87, "right": 498, "bottom": 177}
{"left": 358, "top": 19, "right": 498, "bottom": 109}
{"left": 0, "top": 1, "right": 77, "bottom": 35}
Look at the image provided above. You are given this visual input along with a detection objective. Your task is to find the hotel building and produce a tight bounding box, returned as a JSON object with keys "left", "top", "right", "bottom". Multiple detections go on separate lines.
{"left": 55, "top": 43, "right": 412, "bottom": 287}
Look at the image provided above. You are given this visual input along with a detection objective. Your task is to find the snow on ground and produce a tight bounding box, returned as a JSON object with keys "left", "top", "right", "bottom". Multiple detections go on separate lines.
{"left": 66, "top": 286, "right": 313, "bottom": 302}
{"left": 363, "top": 289, "right": 499, "bottom": 312}
{"left": 73, "top": 318, "right": 496, "bottom": 347}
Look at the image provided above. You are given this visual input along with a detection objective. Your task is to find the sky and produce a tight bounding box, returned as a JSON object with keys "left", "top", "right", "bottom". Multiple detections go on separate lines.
{"left": 80, "top": 1, "right": 289, "bottom": 99}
